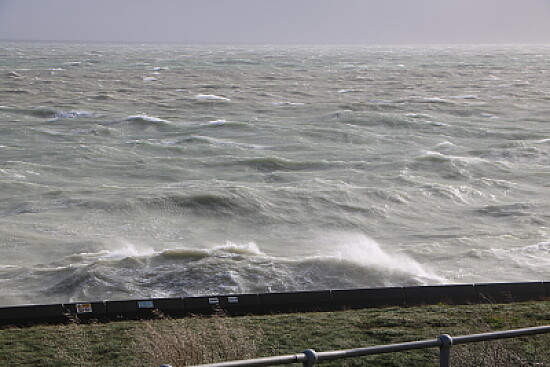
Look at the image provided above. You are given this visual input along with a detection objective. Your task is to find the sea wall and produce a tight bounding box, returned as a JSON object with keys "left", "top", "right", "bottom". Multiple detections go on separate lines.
{"left": 1, "top": 281, "right": 548, "bottom": 326}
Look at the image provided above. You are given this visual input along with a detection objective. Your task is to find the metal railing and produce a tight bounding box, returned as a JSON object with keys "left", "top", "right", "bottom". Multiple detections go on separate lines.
{"left": 168, "top": 325, "right": 550, "bottom": 367}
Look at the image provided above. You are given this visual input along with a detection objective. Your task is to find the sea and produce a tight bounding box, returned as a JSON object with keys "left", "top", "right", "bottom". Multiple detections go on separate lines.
{"left": 0, "top": 43, "right": 549, "bottom": 306}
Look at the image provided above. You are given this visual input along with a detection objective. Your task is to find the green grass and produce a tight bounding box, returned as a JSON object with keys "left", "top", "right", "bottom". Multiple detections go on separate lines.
{"left": 0, "top": 301, "right": 548, "bottom": 367}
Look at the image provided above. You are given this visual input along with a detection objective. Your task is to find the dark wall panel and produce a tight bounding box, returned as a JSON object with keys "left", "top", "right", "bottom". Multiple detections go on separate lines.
{"left": 332, "top": 287, "right": 405, "bottom": 309}
{"left": 259, "top": 290, "right": 333, "bottom": 313}
{"left": 404, "top": 284, "right": 477, "bottom": 306}
{"left": 0, "top": 304, "right": 65, "bottom": 326}
{"left": 63, "top": 301, "right": 107, "bottom": 322}
{"left": 475, "top": 282, "right": 546, "bottom": 303}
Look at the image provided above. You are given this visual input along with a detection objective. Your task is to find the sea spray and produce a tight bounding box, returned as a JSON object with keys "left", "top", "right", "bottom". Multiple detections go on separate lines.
{"left": 325, "top": 232, "right": 445, "bottom": 284}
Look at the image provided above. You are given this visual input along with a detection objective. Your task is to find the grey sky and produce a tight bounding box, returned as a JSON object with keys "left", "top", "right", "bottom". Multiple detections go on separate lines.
{"left": 1, "top": 0, "right": 550, "bottom": 44}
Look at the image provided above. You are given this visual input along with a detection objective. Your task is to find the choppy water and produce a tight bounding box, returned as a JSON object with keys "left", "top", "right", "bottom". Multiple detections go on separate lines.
{"left": 0, "top": 43, "right": 549, "bottom": 306}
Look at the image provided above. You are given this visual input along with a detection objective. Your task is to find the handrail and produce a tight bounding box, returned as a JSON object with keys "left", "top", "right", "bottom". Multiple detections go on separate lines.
{"left": 173, "top": 325, "right": 550, "bottom": 367}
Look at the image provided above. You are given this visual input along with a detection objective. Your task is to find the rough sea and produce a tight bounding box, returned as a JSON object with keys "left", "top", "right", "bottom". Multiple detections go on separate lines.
{"left": 0, "top": 43, "right": 549, "bottom": 306}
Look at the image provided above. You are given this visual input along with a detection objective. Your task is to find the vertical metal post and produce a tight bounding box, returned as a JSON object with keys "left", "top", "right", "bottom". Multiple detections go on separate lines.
{"left": 438, "top": 334, "right": 453, "bottom": 367}
{"left": 302, "top": 349, "right": 317, "bottom": 367}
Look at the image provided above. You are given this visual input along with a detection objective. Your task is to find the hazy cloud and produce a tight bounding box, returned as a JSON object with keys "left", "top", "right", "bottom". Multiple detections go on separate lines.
{"left": 1, "top": 0, "right": 549, "bottom": 44}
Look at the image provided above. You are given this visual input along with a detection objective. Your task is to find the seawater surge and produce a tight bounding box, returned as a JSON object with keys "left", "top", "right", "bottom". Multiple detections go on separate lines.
{"left": 0, "top": 43, "right": 549, "bottom": 306}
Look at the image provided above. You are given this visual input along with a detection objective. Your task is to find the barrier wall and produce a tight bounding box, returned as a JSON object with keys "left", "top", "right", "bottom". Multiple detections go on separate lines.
{"left": 332, "top": 286, "right": 405, "bottom": 308}
{"left": 105, "top": 298, "right": 185, "bottom": 321}
{"left": 0, "top": 304, "right": 66, "bottom": 325}
{"left": 0, "top": 281, "right": 547, "bottom": 326}
{"left": 475, "top": 282, "right": 547, "bottom": 303}
{"left": 259, "top": 290, "right": 333, "bottom": 313}
{"left": 403, "top": 284, "right": 478, "bottom": 306}
{"left": 185, "top": 294, "right": 261, "bottom": 316}
{"left": 64, "top": 301, "right": 107, "bottom": 322}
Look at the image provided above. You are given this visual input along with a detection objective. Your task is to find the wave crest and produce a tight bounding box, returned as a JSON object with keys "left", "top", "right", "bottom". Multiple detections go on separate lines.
{"left": 0, "top": 234, "right": 444, "bottom": 304}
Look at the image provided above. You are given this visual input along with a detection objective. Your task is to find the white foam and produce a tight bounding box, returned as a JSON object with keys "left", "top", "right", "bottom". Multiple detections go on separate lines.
{"left": 103, "top": 239, "right": 155, "bottom": 260}
{"left": 54, "top": 110, "right": 97, "bottom": 119}
{"left": 417, "top": 150, "right": 488, "bottom": 165}
{"left": 195, "top": 94, "right": 231, "bottom": 101}
{"left": 208, "top": 119, "right": 227, "bottom": 126}
{"left": 213, "top": 242, "right": 264, "bottom": 256}
{"left": 337, "top": 89, "right": 361, "bottom": 94}
{"left": 420, "top": 97, "right": 449, "bottom": 103}
{"left": 517, "top": 242, "right": 550, "bottom": 253}
{"left": 405, "top": 113, "right": 431, "bottom": 118}
{"left": 448, "top": 95, "right": 478, "bottom": 100}
{"left": 125, "top": 114, "right": 168, "bottom": 123}
{"left": 271, "top": 102, "right": 305, "bottom": 106}
{"left": 434, "top": 141, "right": 456, "bottom": 149}
{"left": 417, "top": 150, "right": 447, "bottom": 160}
{"left": 191, "top": 135, "right": 266, "bottom": 149}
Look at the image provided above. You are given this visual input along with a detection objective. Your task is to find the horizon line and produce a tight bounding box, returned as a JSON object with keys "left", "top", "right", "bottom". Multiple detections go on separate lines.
{"left": 2, "top": 38, "right": 550, "bottom": 47}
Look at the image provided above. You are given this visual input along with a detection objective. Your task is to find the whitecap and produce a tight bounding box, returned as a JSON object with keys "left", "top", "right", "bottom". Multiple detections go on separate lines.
{"left": 195, "top": 94, "right": 231, "bottom": 101}
{"left": 516, "top": 242, "right": 550, "bottom": 253}
{"left": 434, "top": 141, "right": 456, "bottom": 149}
{"left": 189, "top": 135, "right": 266, "bottom": 149}
{"left": 448, "top": 95, "right": 478, "bottom": 100}
{"left": 125, "top": 114, "right": 168, "bottom": 123}
{"left": 337, "top": 89, "right": 361, "bottom": 94}
{"left": 208, "top": 119, "right": 227, "bottom": 126}
{"left": 102, "top": 239, "right": 155, "bottom": 260}
{"left": 271, "top": 102, "right": 305, "bottom": 106}
{"left": 404, "top": 113, "right": 431, "bottom": 118}
{"left": 142, "top": 76, "right": 157, "bottom": 82}
{"left": 54, "top": 110, "right": 98, "bottom": 119}
{"left": 213, "top": 242, "right": 264, "bottom": 256}
{"left": 419, "top": 97, "right": 450, "bottom": 103}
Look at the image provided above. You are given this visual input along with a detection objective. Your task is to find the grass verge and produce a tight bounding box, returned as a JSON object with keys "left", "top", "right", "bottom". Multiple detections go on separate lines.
{"left": 0, "top": 301, "right": 548, "bottom": 367}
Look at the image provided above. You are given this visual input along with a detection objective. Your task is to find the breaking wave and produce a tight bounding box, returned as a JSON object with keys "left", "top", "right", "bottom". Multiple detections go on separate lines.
{"left": 0, "top": 106, "right": 99, "bottom": 119}
{"left": 194, "top": 94, "right": 231, "bottom": 102}
{"left": 0, "top": 235, "right": 444, "bottom": 305}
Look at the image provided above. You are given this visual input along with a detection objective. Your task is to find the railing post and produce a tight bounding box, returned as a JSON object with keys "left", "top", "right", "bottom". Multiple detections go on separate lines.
{"left": 438, "top": 334, "right": 453, "bottom": 367}
{"left": 302, "top": 349, "right": 317, "bottom": 367}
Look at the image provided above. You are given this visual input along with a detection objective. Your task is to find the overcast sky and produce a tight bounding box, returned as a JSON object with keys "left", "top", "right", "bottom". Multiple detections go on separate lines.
{"left": 1, "top": 0, "right": 550, "bottom": 44}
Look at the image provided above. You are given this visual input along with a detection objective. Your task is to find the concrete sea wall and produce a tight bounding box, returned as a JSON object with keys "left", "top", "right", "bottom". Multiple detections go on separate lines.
{"left": 1, "top": 281, "right": 548, "bottom": 326}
